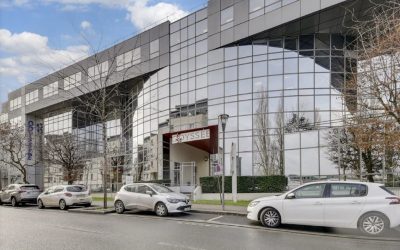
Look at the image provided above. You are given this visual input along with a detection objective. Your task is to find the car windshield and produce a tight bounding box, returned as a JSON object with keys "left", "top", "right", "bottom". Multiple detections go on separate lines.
{"left": 20, "top": 185, "right": 40, "bottom": 190}
{"left": 148, "top": 184, "right": 173, "bottom": 193}
{"left": 66, "top": 186, "right": 87, "bottom": 192}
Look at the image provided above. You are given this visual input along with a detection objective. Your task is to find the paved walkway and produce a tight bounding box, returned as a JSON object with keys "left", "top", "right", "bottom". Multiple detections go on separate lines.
{"left": 91, "top": 200, "right": 247, "bottom": 216}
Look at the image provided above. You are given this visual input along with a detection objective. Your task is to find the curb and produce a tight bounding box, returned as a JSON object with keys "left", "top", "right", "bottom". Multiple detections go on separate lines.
{"left": 68, "top": 207, "right": 115, "bottom": 214}
{"left": 190, "top": 209, "right": 246, "bottom": 217}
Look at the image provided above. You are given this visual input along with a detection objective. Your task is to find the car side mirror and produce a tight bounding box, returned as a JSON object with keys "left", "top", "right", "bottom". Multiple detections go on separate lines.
{"left": 286, "top": 193, "right": 296, "bottom": 199}
{"left": 146, "top": 190, "right": 153, "bottom": 197}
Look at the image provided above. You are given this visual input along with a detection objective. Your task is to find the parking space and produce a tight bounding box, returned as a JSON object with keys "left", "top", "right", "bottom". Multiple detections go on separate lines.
{"left": 3, "top": 203, "right": 400, "bottom": 241}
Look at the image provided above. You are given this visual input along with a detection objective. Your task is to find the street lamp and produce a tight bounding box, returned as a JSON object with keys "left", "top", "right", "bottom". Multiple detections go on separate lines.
{"left": 219, "top": 114, "right": 229, "bottom": 211}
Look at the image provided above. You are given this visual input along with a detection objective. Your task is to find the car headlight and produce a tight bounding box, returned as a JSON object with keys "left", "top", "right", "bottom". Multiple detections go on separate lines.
{"left": 248, "top": 201, "right": 260, "bottom": 207}
{"left": 167, "top": 198, "right": 181, "bottom": 204}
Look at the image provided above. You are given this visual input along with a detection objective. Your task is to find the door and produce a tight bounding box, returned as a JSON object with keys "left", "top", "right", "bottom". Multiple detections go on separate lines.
{"left": 51, "top": 186, "right": 65, "bottom": 206}
{"left": 324, "top": 183, "right": 367, "bottom": 228}
{"left": 136, "top": 185, "right": 156, "bottom": 211}
{"left": 180, "top": 162, "right": 195, "bottom": 193}
{"left": 41, "top": 187, "right": 55, "bottom": 206}
{"left": 124, "top": 184, "right": 139, "bottom": 209}
{"left": 2, "top": 185, "right": 13, "bottom": 202}
{"left": 283, "top": 183, "right": 327, "bottom": 226}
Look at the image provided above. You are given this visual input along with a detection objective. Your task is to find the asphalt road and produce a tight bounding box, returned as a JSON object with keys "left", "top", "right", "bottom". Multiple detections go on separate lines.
{"left": 1, "top": 205, "right": 400, "bottom": 250}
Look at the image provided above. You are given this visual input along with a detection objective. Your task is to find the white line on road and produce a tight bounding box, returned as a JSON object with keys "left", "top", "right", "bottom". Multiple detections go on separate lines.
{"left": 158, "top": 241, "right": 207, "bottom": 250}
{"left": 207, "top": 215, "right": 223, "bottom": 222}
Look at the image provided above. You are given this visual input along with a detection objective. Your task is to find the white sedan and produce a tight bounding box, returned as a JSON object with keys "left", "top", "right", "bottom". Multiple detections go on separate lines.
{"left": 114, "top": 183, "right": 191, "bottom": 216}
{"left": 37, "top": 185, "right": 92, "bottom": 210}
{"left": 247, "top": 181, "right": 400, "bottom": 235}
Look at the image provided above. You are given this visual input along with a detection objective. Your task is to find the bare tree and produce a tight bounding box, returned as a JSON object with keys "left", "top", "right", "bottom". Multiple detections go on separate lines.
{"left": 0, "top": 123, "right": 33, "bottom": 184}
{"left": 254, "top": 89, "right": 283, "bottom": 175}
{"left": 38, "top": 36, "right": 144, "bottom": 208}
{"left": 43, "top": 133, "right": 85, "bottom": 185}
{"left": 346, "top": 1, "right": 400, "bottom": 125}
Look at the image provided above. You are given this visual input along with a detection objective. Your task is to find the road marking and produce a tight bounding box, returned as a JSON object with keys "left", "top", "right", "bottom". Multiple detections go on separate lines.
{"left": 157, "top": 241, "right": 206, "bottom": 250}
{"left": 207, "top": 215, "right": 223, "bottom": 222}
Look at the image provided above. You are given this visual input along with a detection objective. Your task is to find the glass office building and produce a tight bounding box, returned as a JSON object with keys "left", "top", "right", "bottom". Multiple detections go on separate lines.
{"left": 0, "top": 0, "right": 367, "bottom": 190}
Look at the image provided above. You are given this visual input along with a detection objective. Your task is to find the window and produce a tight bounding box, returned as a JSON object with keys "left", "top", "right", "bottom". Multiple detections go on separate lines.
{"left": 249, "top": 0, "right": 264, "bottom": 19}
{"left": 10, "top": 116, "right": 22, "bottom": 128}
{"left": 0, "top": 113, "right": 8, "bottom": 124}
{"left": 221, "top": 7, "right": 233, "bottom": 31}
{"left": 43, "top": 81, "right": 58, "bottom": 98}
{"left": 64, "top": 72, "right": 82, "bottom": 90}
{"left": 137, "top": 185, "right": 153, "bottom": 194}
{"left": 25, "top": 90, "right": 39, "bottom": 105}
{"left": 88, "top": 61, "right": 109, "bottom": 80}
{"left": 10, "top": 97, "right": 21, "bottom": 110}
{"left": 150, "top": 39, "right": 159, "bottom": 59}
{"left": 330, "top": 184, "right": 367, "bottom": 197}
{"left": 124, "top": 185, "right": 137, "bottom": 192}
{"left": 116, "top": 48, "right": 140, "bottom": 72}
{"left": 293, "top": 184, "right": 326, "bottom": 199}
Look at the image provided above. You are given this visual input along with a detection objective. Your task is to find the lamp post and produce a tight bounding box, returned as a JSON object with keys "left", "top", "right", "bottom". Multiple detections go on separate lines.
{"left": 219, "top": 114, "right": 229, "bottom": 211}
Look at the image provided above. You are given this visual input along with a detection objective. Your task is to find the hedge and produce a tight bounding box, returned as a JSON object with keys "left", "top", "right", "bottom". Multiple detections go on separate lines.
{"left": 200, "top": 176, "right": 287, "bottom": 193}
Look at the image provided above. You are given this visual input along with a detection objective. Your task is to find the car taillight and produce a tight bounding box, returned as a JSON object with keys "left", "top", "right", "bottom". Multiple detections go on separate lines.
{"left": 65, "top": 193, "right": 72, "bottom": 197}
{"left": 386, "top": 197, "right": 400, "bottom": 205}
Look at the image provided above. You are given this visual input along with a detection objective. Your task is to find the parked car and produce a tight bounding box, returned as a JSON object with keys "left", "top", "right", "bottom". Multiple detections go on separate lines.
{"left": 37, "top": 185, "right": 92, "bottom": 210}
{"left": 0, "top": 184, "right": 41, "bottom": 207}
{"left": 247, "top": 181, "right": 400, "bottom": 236}
{"left": 114, "top": 183, "right": 191, "bottom": 216}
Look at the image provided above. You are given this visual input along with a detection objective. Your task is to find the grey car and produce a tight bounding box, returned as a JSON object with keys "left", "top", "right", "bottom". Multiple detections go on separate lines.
{"left": 0, "top": 184, "right": 41, "bottom": 207}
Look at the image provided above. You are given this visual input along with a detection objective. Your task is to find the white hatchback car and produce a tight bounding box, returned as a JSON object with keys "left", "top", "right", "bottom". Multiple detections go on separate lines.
{"left": 114, "top": 183, "right": 191, "bottom": 216}
{"left": 247, "top": 181, "right": 400, "bottom": 235}
{"left": 37, "top": 185, "right": 92, "bottom": 210}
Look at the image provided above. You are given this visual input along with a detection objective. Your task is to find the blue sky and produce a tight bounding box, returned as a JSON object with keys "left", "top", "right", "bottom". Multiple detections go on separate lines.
{"left": 0, "top": 0, "right": 207, "bottom": 105}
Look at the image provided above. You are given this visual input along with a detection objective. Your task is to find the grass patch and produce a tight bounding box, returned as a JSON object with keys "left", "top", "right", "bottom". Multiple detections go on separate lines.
{"left": 192, "top": 200, "right": 250, "bottom": 207}
{"left": 92, "top": 197, "right": 114, "bottom": 202}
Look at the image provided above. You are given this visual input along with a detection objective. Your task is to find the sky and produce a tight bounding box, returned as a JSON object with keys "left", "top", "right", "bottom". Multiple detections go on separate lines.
{"left": 0, "top": 0, "right": 207, "bottom": 105}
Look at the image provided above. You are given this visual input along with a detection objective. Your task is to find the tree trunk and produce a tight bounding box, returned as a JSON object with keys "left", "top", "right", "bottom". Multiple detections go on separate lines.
{"left": 102, "top": 121, "right": 108, "bottom": 209}
{"left": 362, "top": 151, "right": 375, "bottom": 182}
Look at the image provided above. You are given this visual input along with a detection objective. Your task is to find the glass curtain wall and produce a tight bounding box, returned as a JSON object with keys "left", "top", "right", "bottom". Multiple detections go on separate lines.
{"left": 207, "top": 34, "right": 352, "bottom": 182}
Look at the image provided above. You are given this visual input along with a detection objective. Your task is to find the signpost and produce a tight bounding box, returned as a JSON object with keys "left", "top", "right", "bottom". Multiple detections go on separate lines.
{"left": 172, "top": 129, "right": 210, "bottom": 144}
{"left": 230, "top": 142, "right": 237, "bottom": 203}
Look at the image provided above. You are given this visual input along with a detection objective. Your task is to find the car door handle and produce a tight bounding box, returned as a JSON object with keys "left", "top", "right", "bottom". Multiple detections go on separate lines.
{"left": 313, "top": 202, "right": 323, "bottom": 205}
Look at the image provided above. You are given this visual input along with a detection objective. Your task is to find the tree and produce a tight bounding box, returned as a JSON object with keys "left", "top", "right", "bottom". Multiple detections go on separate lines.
{"left": 43, "top": 38, "right": 142, "bottom": 208}
{"left": 43, "top": 133, "right": 85, "bottom": 185}
{"left": 346, "top": 0, "right": 400, "bottom": 125}
{"left": 254, "top": 90, "right": 284, "bottom": 175}
{"left": 0, "top": 123, "right": 32, "bottom": 184}
{"left": 327, "top": 127, "right": 361, "bottom": 180}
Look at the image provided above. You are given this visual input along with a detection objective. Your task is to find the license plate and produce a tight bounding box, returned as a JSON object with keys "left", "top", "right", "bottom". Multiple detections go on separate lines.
{"left": 184, "top": 207, "right": 191, "bottom": 211}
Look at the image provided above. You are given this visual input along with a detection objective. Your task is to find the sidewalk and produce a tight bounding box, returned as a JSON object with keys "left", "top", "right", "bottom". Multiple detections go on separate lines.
{"left": 191, "top": 204, "right": 247, "bottom": 216}
{"left": 90, "top": 200, "right": 247, "bottom": 216}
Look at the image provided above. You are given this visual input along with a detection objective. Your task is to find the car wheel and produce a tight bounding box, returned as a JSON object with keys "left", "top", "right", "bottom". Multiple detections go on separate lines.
{"left": 114, "top": 200, "right": 125, "bottom": 214}
{"left": 37, "top": 199, "right": 45, "bottom": 209}
{"left": 260, "top": 208, "right": 281, "bottom": 228}
{"left": 59, "top": 199, "right": 68, "bottom": 210}
{"left": 359, "top": 212, "right": 388, "bottom": 236}
{"left": 11, "top": 197, "right": 19, "bottom": 207}
{"left": 155, "top": 202, "right": 168, "bottom": 217}
{"left": 0, "top": 198, "right": 3, "bottom": 205}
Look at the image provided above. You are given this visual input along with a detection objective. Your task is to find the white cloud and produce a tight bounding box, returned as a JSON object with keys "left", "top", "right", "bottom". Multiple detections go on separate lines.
{"left": 126, "top": 0, "right": 188, "bottom": 30}
{"left": 42, "top": 0, "right": 188, "bottom": 30}
{"left": 80, "top": 20, "right": 92, "bottom": 30}
{"left": 0, "top": 29, "right": 89, "bottom": 87}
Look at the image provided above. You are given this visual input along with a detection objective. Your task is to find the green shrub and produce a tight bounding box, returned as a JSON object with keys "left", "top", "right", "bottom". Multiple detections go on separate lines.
{"left": 200, "top": 176, "right": 287, "bottom": 193}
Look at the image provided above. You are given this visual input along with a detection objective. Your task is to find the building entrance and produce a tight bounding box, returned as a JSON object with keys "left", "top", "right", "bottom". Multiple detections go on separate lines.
{"left": 164, "top": 125, "right": 218, "bottom": 193}
{"left": 172, "top": 162, "right": 196, "bottom": 193}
